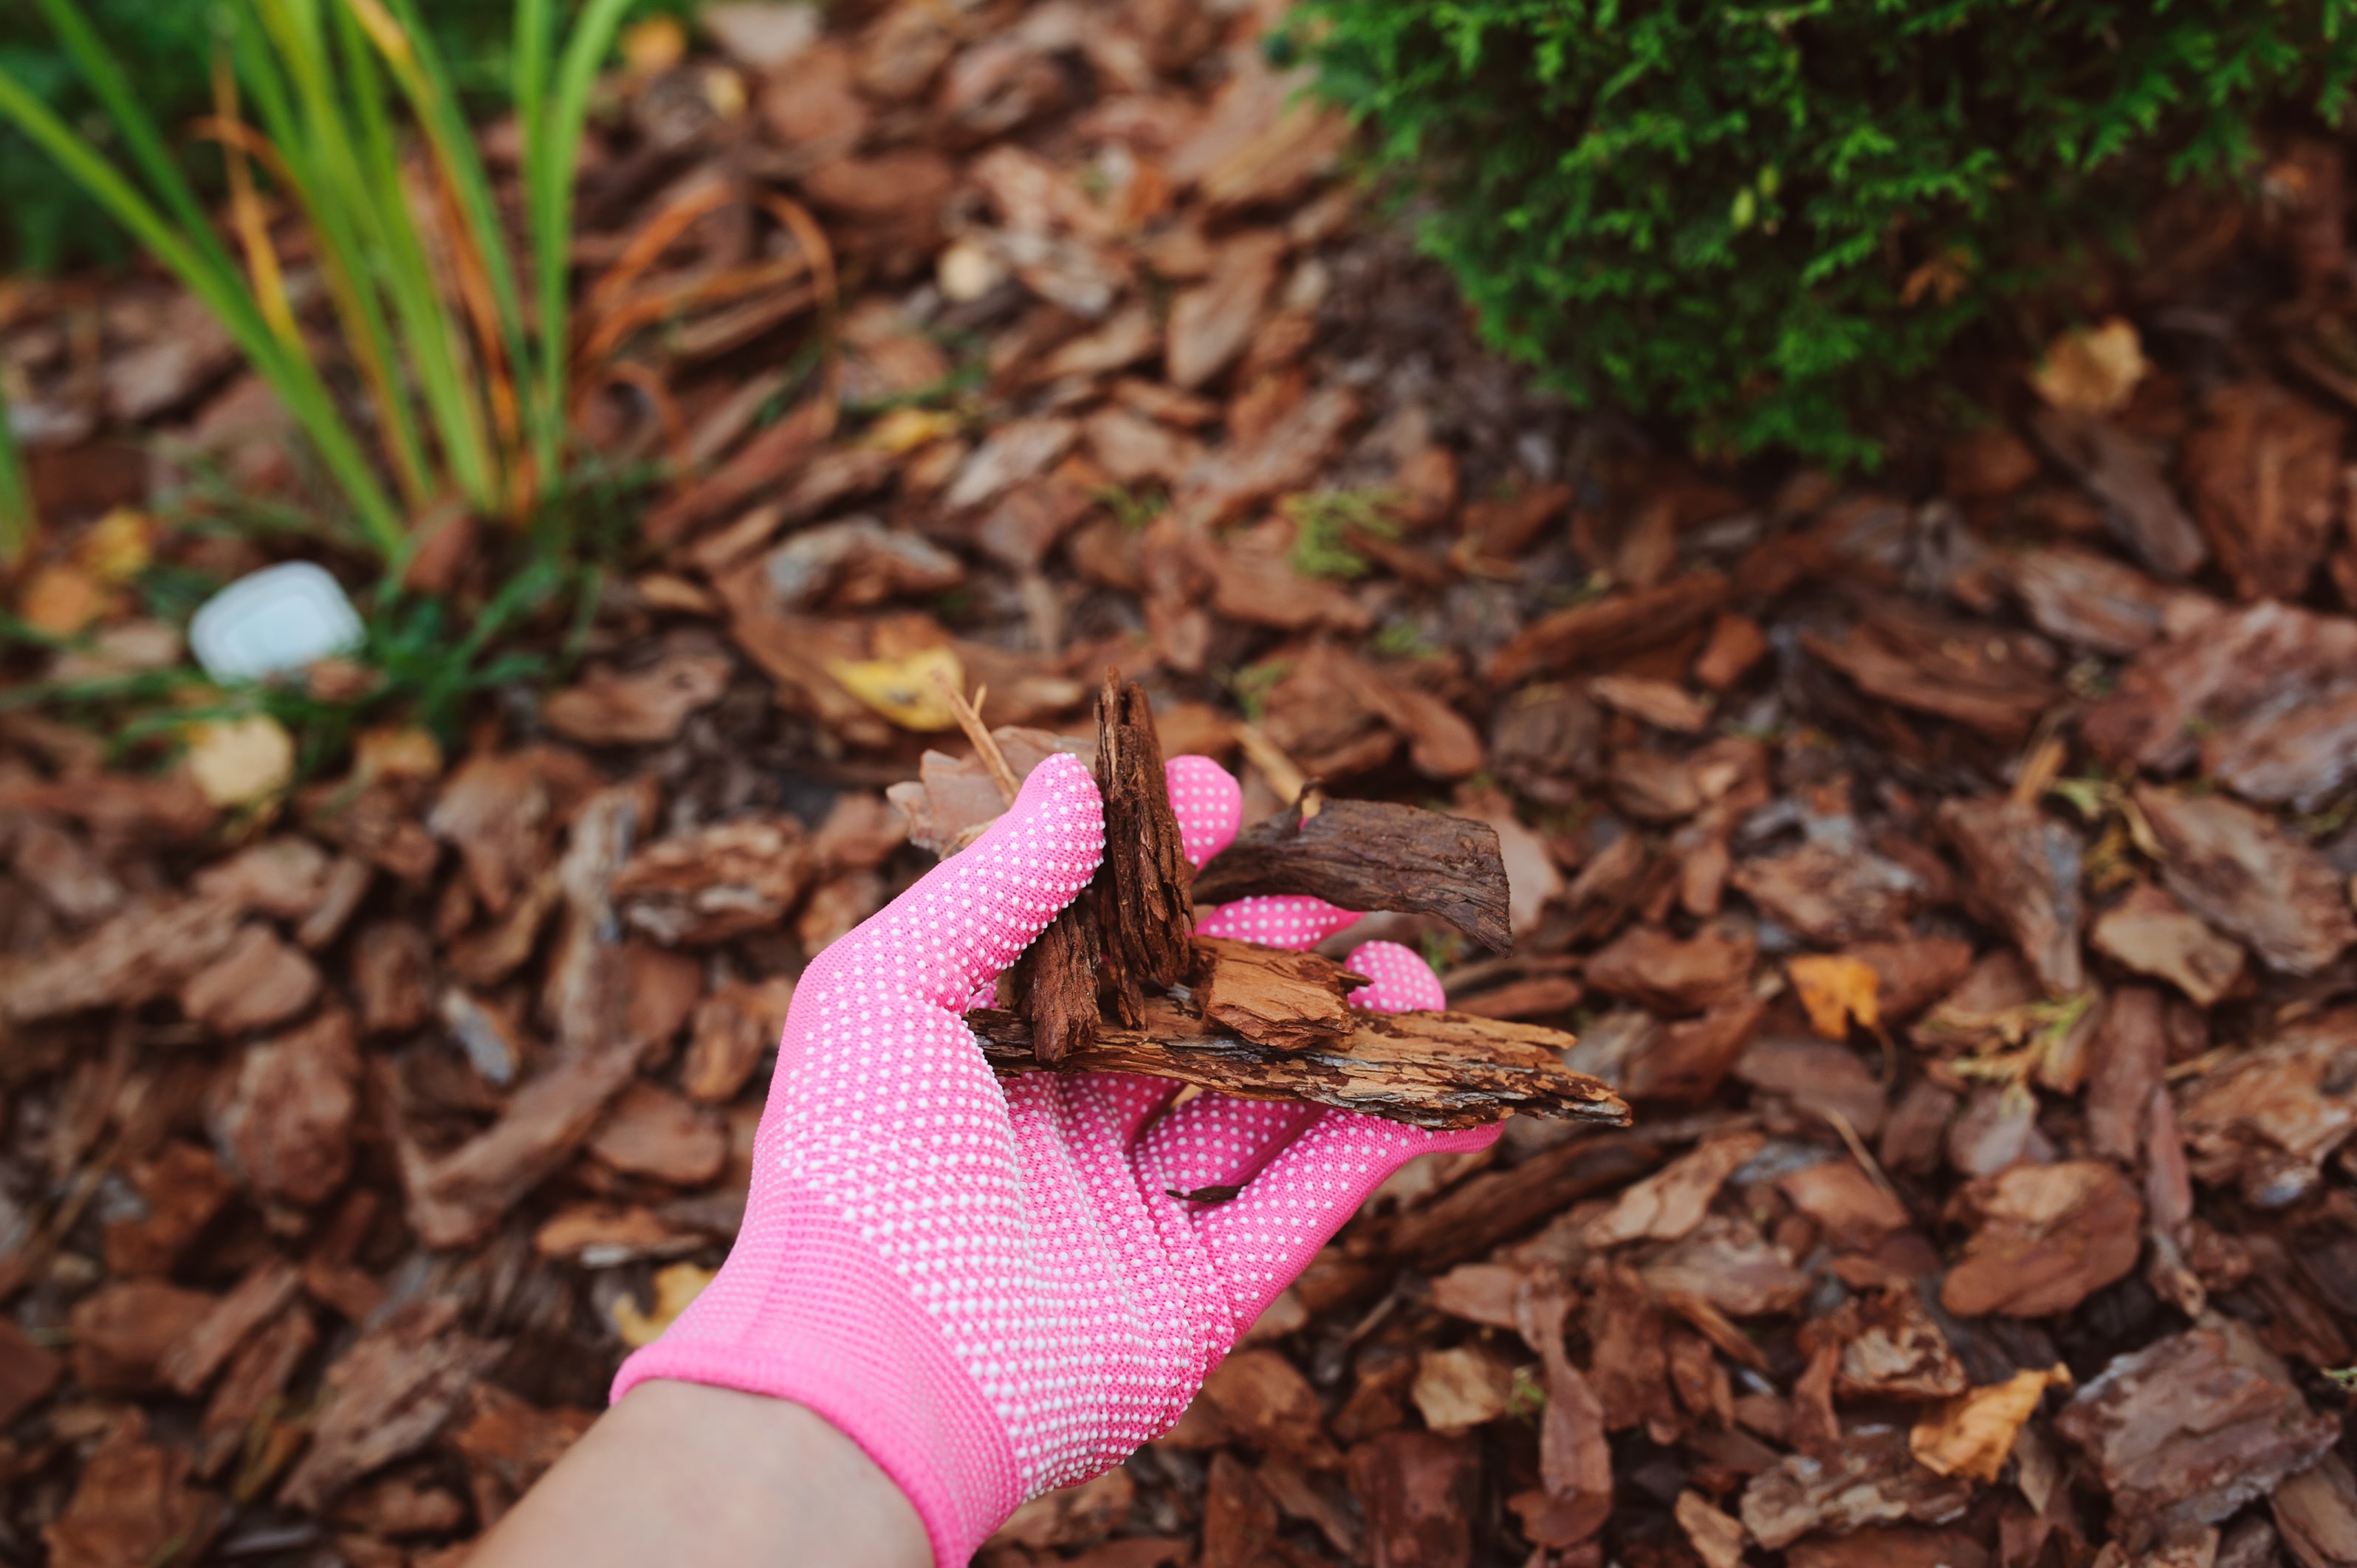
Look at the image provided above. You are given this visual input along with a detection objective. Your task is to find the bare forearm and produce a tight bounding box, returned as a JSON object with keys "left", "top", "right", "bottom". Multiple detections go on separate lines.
{"left": 470, "top": 1381, "right": 932, "bottom": 1568}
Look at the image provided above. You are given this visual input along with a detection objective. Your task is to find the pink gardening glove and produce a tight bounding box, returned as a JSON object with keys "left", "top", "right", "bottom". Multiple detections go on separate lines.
{"left": 612, "top": 753, "right": 1497, "bottom": 1566}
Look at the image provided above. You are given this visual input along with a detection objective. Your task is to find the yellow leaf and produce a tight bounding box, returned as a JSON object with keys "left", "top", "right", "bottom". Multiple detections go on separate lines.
{"left": 862, "top": 406, "right": 963, "bottom": 455}
{"left": 612, "top": 1262, "right": 717, "bottom": 1349}
{"left": 620, "top": 15, "right": 686, "bottom": 73}
{"left": 185, "top": 714, "right": 295, "bottom": 807}
{"left": 18, "top": 564, "right": 108, "bottom": 637}
{"left": 1788, "top": 954, "right": 1881, "bottom": 1039}
{"left": 2030, "top": 318, "right": 2147, "bottom": 415}
{"left": 77, "top": 506, "right": 153, "bottom": 583}
{"left": 354, "top": 723, "right": 444, "bottom": 784}
{"left": 1910, "top": 1365, "right": 2070, "bottom": 1482}
{"left": 828, "top": 644, "right": 964, "bottom": 731}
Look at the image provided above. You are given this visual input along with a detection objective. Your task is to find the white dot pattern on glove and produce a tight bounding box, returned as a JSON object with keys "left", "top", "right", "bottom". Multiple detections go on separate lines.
{"left": 615, "top": 753, "right": 1501, "bottom": 1561}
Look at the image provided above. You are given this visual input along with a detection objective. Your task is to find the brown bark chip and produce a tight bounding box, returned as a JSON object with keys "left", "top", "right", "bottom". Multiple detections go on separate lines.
{"left": 683, "top": 977, "right": 795, "bottom": 1101}
{"left": 0, "top": 1317, "right": 61, "bottom": 1426}
{"left": 2176, "top": 1005, "right": 2357, "bottom": 1206}
{"left": 2132, "top": 783, "right": 2357, "bottom": 974}
{"left": 2090, "top": 884, "right": 2246, "bottom": 1007}
{"left": 1192, "top": 793, "right": 1513, "bottom": 953}
{"left": 1091, "top": 673, "right": 1194, "bottom": 1026}
{"left": 177, "top": 921, "right": 323, "bottom": 1034}
{"left": 279, "top": 1299, "right": 507, "bottom": 1511}
{"left": 2055, "top": 1321, "right": 2338, "bottom": 1548}
{"left": 1941, "top": 1159, "right": 2144, "bottom": 1317}
{"left": 1941, "top": 795, "right": 2085, "bottom": 996}
{"left": 1740, "top": 1428, "right": 1976, "bottom": 1550}
{"left": 1351, "top": 1430, "right": 1478, "bottom": 1568}
{"left": 612, "top": 817, "right": 815, "bottom": 946}
{"left": 158, "top": 1256, "right": 302, "bottom": 1396}
{"left": 2181, "top": 382, "right": 2345, "bottom": 602}
{"left": 69, "top": 1279, "right": 218, "bottom": 1392}
{"left": 41, "top": 1411, "right": 220, "bottom": 1568}
{"left": 209, "top": 1007, "right": 362, "bottom": 1206}
{"left": 972, "top": 997, "right": 1624, "bottom": 1129}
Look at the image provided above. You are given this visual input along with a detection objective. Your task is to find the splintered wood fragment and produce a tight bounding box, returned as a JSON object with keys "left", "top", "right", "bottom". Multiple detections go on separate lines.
{"left": 967, "top": 1000, "right": 1626, "bottom": 1130}
{"left": 1009, "top": 904, "right": 1101, "bottom": 1066}
{"left": 1192, "top": 792, "right": 1514, "bottom": 953}
{"left": 1093, "top": 672, "right": 1195, "bottom": 1025}
{"left": 937, "top": 675, "right": 1020, "bottom": 805}
{"left": 1193, "top": 935, "right": 1363, "bottom": 1051}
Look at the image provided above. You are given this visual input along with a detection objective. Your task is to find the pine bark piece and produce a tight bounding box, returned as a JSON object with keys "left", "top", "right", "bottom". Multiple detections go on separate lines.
{"left": 1091, "top": 673, "right": 1195, "bottom": 1025}
{"left": 1191, "top": 793, "right": 1514, "bottom": 954}
{"left": 967, "top": 999, "right": 1626, "bottom": 1130}
{"left": 2055, "top": 1320, "right": 2338, "bottom": 1550}
{"left": 1940, "top": 794, "right": 2086, "bottom": 997}
{"left": 1012, "top": 897, "right": 1102, "bottom": 1065}
{"left": 1193, "top": 935, "right": 1361, "bottom": 1051}
{"left": 278, "top": 1298, "right": 506, "bottom": 1511}
{"left": 2133, "top": 783, "right": 2357, "bottom": 974}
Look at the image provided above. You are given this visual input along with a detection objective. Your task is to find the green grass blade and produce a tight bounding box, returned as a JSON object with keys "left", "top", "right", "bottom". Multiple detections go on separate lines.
{"left": 529, "top": 0, "right": 634, "bottom": 480}
{"left": 27, "top": 0, "right": 244, "bottom": 284}
{"left": 256, "top": 0, "right": 496, "bottom": 513}
{"left": 323, "top": 0, "right": 501, "bottom": 512}
{"left": 0, "top": 61, "right": 408, "bottom": 561}
{"left": 363, "top": 0, "right": 536, "bottom": 470}
{"left": 229, "top": 10, "right": 435, "bottom": 512}
{"left": 0, "top": 395, "right": 32, "bottom": 566}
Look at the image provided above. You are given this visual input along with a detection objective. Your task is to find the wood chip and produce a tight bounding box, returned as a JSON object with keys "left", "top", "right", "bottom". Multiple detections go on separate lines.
{"left": 2055, "top": 1320, "right": 2336, "bottom": 1548}
{"left": 543, "top": 650, "right": 733, "bottom": 745}
{"left": 970, "top": 998, "right": 1625, "bottom": 1129}
{"left": 2132, "top": 783, "right": 2356, "bottom": 974}
{"left": 1192, "top": 792, "right": 1512, "bottom": 953}
{"left": 1941, "top": 1159, "right": 2143, "bottom": 1317}
{"left": 208, "top": 1008, "right": 361, "bottom": 1206}
{"left": 279, "top": 1299, "right": 507, "bottom": 1511}
{"left": 2090, "top": 883, "right": 2246, "bottom": 1006}
{"left": 612, "top": 817, "right": 814, "bottom": 946}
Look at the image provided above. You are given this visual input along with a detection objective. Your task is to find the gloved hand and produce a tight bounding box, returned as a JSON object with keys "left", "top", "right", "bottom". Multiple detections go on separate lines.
{"left": 612, "top": 753, "right": 1497, "bottom": 1566}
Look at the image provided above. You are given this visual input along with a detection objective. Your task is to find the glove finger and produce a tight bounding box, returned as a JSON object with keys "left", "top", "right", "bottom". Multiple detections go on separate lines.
{"left": 1194, "top": 1114, "right": 1503, "bottom": 1335}
{"left": 1197, "top": 894, "right": 1359, "bottom": 951}
{"left": 1059, "top": 1070, "right": 1188, "bottom": 1147}
{"left": 1340, "top": 940, "right": 1446, "bottom": 1014}
{"left": 818, "top": 752, "right": 1101, "bottom": 1011}
{"left": 1166, "top": 755, "right": 1242, "bottom": 870}
{"left": 1136, "top": 1093, "right": 1320, "bottom": 1203}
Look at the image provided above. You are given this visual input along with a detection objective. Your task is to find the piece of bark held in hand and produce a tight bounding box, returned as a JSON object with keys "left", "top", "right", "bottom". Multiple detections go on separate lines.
{"left": 1193, "top": 792, "right": 1513, "bottom": 953}
{"left": 970, "top": 999, "right": 1624, "bottom": 1129}
{"left": 1192, "top": 935, "right": 1361, "bottom": 1051}
{"left": 1012, "top": 898, "right": 1102, "bottom": 1066}
{"left": 1091, "top": 673, "right": 1194, "bottom": 1026}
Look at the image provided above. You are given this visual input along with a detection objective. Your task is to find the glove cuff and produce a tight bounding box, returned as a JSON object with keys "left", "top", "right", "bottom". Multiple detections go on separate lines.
{"left": 611, "top": 1185, "right": 1017, "bottom": 1568}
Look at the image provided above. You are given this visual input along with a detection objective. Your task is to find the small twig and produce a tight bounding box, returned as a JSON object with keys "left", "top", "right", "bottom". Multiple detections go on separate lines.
{"left": 1821, "top": 1105, "right": 1901, "bottom": 1205}
{"left": 1234, "top": 721, "right": 1308, "bottom": 805}
{"left": 937, "top": 675, "right": 1019, "bottom": 805}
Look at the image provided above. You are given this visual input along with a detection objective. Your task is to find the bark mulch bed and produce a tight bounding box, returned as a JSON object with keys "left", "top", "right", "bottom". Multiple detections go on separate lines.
{"left": 6, "top": 1, "right": 2357, "bottom": 1565}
